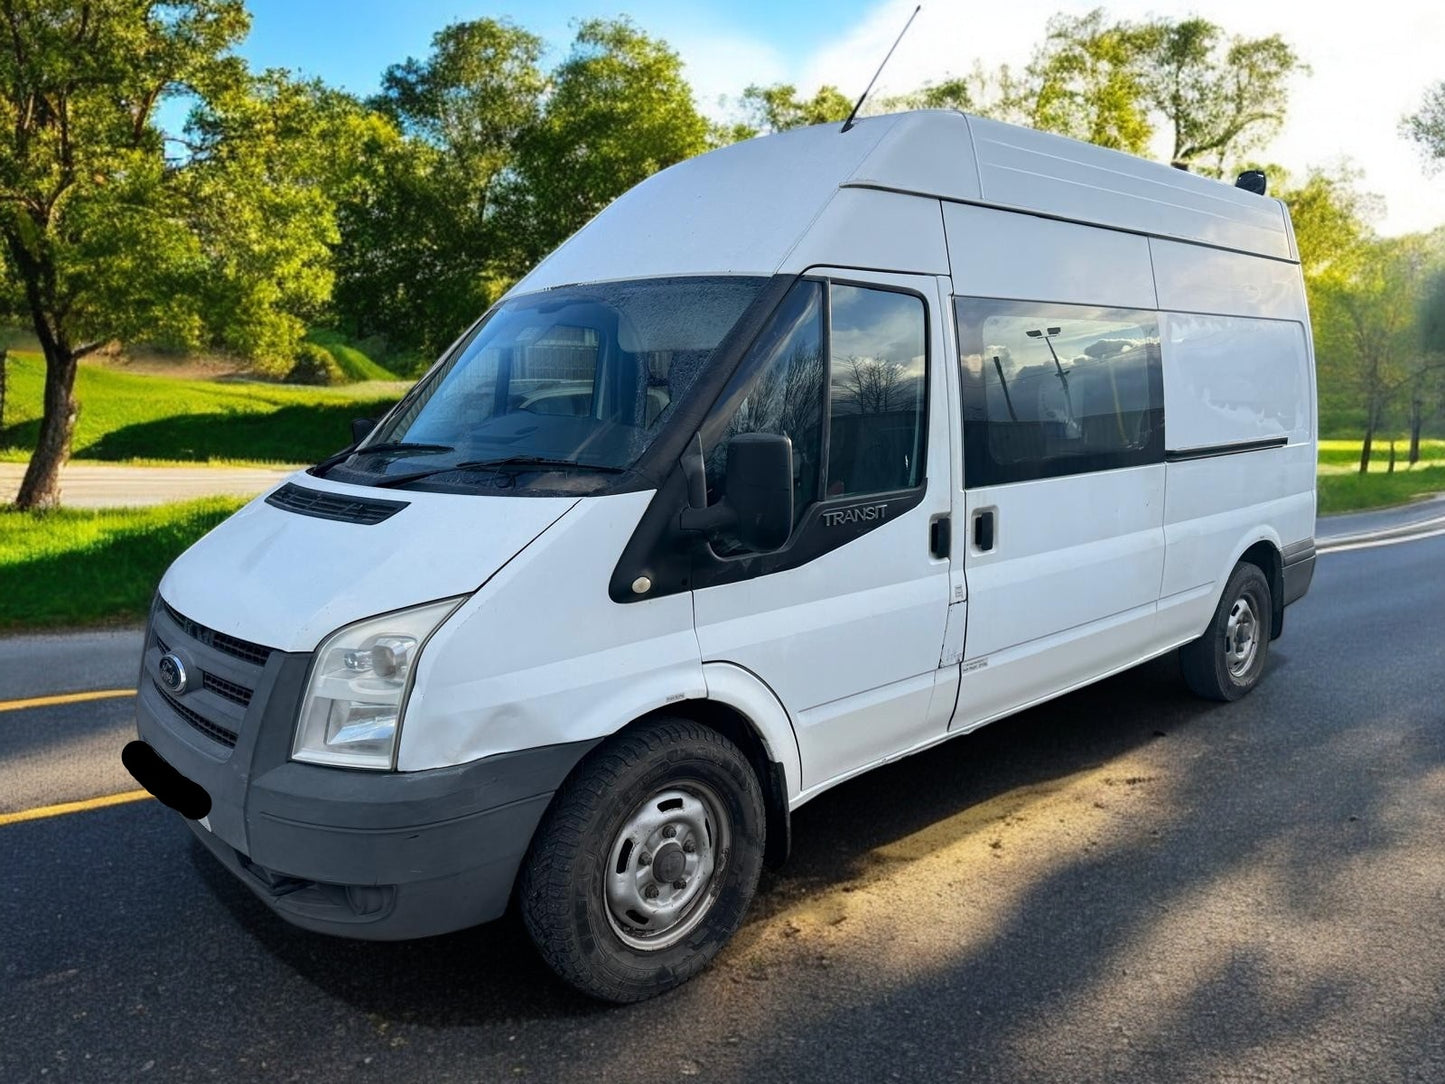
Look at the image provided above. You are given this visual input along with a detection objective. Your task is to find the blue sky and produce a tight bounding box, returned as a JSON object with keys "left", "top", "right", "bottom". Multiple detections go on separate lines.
{"left": 232, "top": 0, "right": 876, "bottom": 97}
{"left": 188, "top": 0, "right": 1444, "bottom": 236}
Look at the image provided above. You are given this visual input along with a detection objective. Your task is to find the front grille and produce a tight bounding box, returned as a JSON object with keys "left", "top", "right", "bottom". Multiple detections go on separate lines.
{"left": 203, "top": 672, "right": 252, "bottom": 707}
{"left": 162, "top": 602, "right": 272, "bottom": 667}
{"left": 266, "top": 482, "right": 409, "bottom": 526}
{"left": 154, "top": 680, "right": 238, "bottom": 748}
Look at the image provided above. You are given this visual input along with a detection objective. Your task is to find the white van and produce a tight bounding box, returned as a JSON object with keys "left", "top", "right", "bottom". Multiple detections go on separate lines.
{"left": 123, "top": 110, "right": 1316, "bottom": 1003}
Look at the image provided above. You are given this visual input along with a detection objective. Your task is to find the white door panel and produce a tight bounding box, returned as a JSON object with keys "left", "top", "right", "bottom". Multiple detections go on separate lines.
{"left": 962, "top": 465, "right": 1165, "bottom": 661}
{"left": 693, "top": 271, "right": 955, "bottom": 792}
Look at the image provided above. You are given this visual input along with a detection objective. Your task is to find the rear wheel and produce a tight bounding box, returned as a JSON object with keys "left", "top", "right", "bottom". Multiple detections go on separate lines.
{"left": 518, "top": 718, "right": 765, "bottom": 1003}
{"left": 1180, "top": 561, "right": 1273, "bottom": 702}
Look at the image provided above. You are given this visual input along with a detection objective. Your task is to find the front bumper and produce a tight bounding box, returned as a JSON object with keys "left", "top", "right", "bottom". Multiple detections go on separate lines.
{"left": 128, "top": 599, "right": 598, "bottom": 940}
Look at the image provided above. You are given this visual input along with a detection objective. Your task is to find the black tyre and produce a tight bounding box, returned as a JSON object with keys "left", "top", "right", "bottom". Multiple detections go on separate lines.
{"left": 1180, "top": 561, "right": 1273, "bottom": 702}
{"left": 518, "top": 718, "right": 765, "bottom": 1003}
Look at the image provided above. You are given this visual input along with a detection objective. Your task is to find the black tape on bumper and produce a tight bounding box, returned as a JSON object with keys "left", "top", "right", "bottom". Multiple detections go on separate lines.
{"left": 122, "top": 740, "right": 212, "bottom": 821}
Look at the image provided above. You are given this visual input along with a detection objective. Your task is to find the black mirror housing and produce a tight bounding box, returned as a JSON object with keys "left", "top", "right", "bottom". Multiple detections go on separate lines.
{"left": 351, "top": 418, "right": 377, "bottom": 445}
{"left": 724, "top": 433, "right": 794, "bottom": 551}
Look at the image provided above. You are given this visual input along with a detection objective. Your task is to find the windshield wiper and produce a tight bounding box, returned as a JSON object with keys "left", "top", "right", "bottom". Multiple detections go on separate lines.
{"left": 369, "top": 456, "right": 627, "bottom": 489}
{"left": 352, "top": 441, "right": 456, "bottom": 457}
{"left": 312, "top": 441, "right": 455, "bottom": 479}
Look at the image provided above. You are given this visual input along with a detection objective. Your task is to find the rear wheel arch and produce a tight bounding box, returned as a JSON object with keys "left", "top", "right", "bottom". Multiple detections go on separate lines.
{"left": 1238, "top": 538, "right": 1284, "bottom": 640}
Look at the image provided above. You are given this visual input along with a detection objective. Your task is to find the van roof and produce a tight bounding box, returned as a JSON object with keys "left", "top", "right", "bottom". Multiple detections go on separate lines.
{"left": 512, "top": 110, "right": 1296, "bottom": 295}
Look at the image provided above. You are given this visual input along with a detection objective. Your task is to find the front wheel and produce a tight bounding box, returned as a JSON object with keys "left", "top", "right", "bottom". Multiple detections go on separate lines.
{"left": 1180, "top": 561, "right": 1273, "bottom": 702}
{"left": 518, "top": 718, "right": 765, "bottom": 1003}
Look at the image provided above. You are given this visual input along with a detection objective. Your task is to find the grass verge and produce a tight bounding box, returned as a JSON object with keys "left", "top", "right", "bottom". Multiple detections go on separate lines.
{"left": 1317, "top": 465, "right": 1445, "bottom": 515}
{"left": 0, "top": 352, "right": 405, "bottom": 465}
{"left": 1317, "top": 438, "right": 1445, "bottom": 473}
{"left": 0, "top": 498, "right": 246, "bottom": 630}
{"left": 306, "top": 330, "right": 399, "bottom": 382}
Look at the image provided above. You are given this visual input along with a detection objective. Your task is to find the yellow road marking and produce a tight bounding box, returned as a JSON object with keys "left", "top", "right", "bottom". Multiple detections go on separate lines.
{"left": 0, "top": 789, "right": 153, "bottom": 826}
{"left": 0, "top": 688, "right": 136, "bottom": 714}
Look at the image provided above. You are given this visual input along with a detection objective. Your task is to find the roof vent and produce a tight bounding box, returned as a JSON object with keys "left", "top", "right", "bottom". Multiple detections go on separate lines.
{"left": 1235, "top": 170, "right": 1267, "bottom": 196}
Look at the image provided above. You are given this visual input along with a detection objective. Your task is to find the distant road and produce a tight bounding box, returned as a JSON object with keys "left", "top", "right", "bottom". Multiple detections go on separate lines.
{"left": 0, "top": 461, "right": 296, "bottom": 507}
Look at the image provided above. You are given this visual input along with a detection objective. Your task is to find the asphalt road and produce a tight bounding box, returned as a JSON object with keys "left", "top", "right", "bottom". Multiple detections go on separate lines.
{"left": 3, "top": 531, "right": 1443, "bottom": 1082}
{"left": 0, "top": 462, "right": 294, "bottom": 508}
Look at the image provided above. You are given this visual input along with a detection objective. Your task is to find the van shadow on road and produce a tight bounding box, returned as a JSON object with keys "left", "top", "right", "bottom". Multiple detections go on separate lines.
{"left": 190, "top": 651, "right": 1246, "bottom": 1025}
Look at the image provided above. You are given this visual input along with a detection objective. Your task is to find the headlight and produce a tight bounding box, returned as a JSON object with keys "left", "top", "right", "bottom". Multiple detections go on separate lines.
{"left": 293, "top": 597, "right": 464, "bottom": 770}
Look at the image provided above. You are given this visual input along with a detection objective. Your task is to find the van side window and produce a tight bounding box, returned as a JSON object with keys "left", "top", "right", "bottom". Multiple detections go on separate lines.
{"left": 827, "top": 285, "right": 927, "bottom": 497}
{"left": 955, "top": 298, "right": 1163, "bottom": 487}
{"left": 705, "top": 278, "right": 930, "bottom": 555}
{"left": 706, "top": 280, "right": 826, "bottom": 547}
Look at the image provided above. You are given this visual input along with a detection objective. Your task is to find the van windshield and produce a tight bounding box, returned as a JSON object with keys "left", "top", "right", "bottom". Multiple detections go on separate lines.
{"left": 322, "top": 277, "right": 768, "bottom": 494}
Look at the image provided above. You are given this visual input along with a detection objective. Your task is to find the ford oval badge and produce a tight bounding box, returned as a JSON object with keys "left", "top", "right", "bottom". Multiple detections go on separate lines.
{"left": 158, "top": 653, "right": 188, "bottom": 694}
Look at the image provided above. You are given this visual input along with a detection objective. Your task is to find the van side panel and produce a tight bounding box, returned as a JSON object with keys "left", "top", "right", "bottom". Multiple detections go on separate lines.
{"left": 1150, "top": 238, "right": 1308, "bottom": 323}
{"left": 964, "top": 116, "right": 1295, "bottom": 260}
{"left": 1161, "top": 313, "right": 1313, "bottom": 451}
{"left": 781, "top": 188, "right": 950, "bottom": 276}
{"left": 397, "top": 493, "right": 709, "bottom": 772}
{"left": 942, "top": 202, "right": 1157, "bottom": 309}
{"left": 1155, "top": 298, "right": 1316, "bottom": 644}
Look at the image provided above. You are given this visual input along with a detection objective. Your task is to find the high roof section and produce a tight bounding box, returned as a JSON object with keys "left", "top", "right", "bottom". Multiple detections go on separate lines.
{"left": 512, "top": 110, "right": 1296, "bottom": 295}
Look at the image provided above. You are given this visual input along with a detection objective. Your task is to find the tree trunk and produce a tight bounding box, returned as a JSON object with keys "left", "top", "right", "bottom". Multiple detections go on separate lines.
{"left": 14, "top": 348, "right": 79, "bottom": 509}
{"left": 1358, "top": 411, "right": 1375, "bottom": 475}
{"left": 1388, "top": 439, "right": 1396, "bottom": 474}
{"left": 1409, "top": 398, "right": 1422, "bottom": 466}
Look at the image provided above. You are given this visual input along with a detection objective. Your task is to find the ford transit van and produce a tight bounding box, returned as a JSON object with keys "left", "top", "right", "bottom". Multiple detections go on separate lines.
{"left": 123, "top": 110, "right": 1316, "bottom": 1002}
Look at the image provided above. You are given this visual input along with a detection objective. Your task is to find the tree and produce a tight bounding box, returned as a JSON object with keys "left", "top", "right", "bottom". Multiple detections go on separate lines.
{"left": 495, "top": 19, "right": 708, "bottom": 277}
{"left": 1402, "top": 81, "right": 1445, "bottom": 171}
{"left": 735, "top": 82, "right": 853, "bottom": 136}
{"left": 1016, "top": 10, "right": 1304, "bottom": 172}
{"left": 0, "top": 0, "right": 250, "bottom": 509}
{"left": 179, "top": 71, "right": 351, "bottom": 372}
{"left": 1140, "top": 19, "right": 1303, "bottom": 172}
{"left": 343, "top": 18, "right": 546, "bottom": 356}
{"left": 1025, "top": 9, "right": 1158, "bottom": 154}
{"left": 1312, "top": 235, "right": 1443, "bottom": 472}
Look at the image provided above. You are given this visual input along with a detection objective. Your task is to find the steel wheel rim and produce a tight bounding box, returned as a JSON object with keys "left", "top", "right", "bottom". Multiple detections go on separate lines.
{"left": 603, "top": 781, "right": 731, "bottom": 951}
{"left": 1225, "top": 594, "right": 1260, "bottom": 678}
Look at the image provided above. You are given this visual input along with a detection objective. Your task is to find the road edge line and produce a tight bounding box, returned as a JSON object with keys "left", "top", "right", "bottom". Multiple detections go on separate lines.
{"left": 0, "top": 789, "right": 153, "bottom": 826}
{"left": 0, "top": 689, "right": 136, "bottom": 714}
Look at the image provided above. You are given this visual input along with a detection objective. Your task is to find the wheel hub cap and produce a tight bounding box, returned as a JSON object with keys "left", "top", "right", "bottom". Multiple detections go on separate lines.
{"left": 1225, "top": 596, "right": 1259, "bottom": 677}
{"left": 603, "top": 783, "right": 730, "bottom": 951}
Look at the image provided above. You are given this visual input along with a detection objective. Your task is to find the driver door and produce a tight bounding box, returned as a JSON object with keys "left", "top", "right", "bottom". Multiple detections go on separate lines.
{"left": 691, "top": 271, "right": 955, "bottom": 792}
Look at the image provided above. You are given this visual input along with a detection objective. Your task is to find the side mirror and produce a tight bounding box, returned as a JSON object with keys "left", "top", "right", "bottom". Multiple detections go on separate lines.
{"left": 351, "top": 418, "right": 377, "bottom": 445}
{"left": 724, "top": 433, "right": 794, "bottom": 550}
{"left": 679, "top": 432, "right": 794, "bottom": 552}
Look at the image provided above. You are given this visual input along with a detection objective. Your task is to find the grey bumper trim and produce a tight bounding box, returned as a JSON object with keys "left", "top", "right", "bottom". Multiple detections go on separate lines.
{"left": 1282, "top": 540, "right": 1315, "bottom": 607}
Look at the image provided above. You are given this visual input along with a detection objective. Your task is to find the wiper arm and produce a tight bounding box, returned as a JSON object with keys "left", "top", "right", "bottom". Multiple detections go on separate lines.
{"left": 352, "top": 441, "right": 456, "bottom": 457}
{"left": 369, "top": 456, "right": 626, "bottom": 490}
{"left": 312, "top": 441, "right": 455, "bottom": 479}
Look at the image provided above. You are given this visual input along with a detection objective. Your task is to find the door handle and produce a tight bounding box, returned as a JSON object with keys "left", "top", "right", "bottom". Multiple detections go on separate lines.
{"left": 972, "top": 508, "right": 996, "bottom": 552}
{"left": 929, "top": 514, "right": 951, "bottom": 559}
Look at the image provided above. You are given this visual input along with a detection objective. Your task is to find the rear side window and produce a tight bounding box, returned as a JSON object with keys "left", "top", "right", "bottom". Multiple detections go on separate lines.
{"left": 955, "top": 298, "right": 1163, "bottom": 487}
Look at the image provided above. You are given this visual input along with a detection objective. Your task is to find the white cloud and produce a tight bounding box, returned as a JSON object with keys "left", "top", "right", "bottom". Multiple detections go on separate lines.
{"left": 674, "top": 0, "right": 1445, "bottom": 235}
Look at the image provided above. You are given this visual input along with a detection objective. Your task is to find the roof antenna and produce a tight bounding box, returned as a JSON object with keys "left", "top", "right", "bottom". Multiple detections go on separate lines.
{"left": 841, "top": 4, "right": 922, "bottom": 133}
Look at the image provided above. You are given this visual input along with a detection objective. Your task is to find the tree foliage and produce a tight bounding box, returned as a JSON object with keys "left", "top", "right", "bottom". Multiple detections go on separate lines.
{"left": 0, "top": 0, "right": 251, "bottom": 508}
{"left": 1026, "top": 10, "right": 1157, "bottom": 154}
{"left": 734, "top": 82, "right": 854, "bottom": 136}
{"left": 495, "top": 19, "right": 708, "bottom": 275}
{"left": 1016, "top": 9, "right": 1305, "bottom": 170}
{"left": 342, "top": 19, "right": 546, "bottom": 358}
{"left": 1140, "top": 19, "right": 1302, "bottom": 171}
{"left": 1402, "top": 80, "right": 1445, "bottom": 172}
